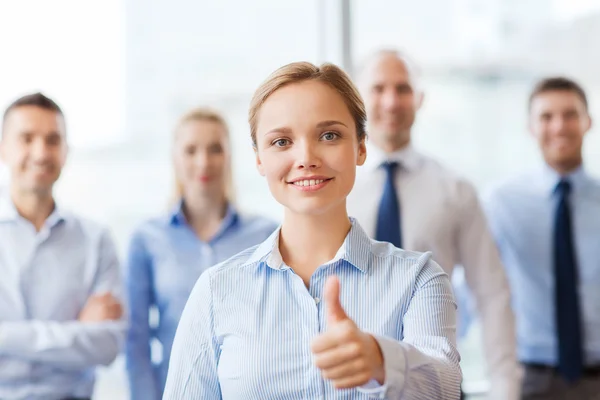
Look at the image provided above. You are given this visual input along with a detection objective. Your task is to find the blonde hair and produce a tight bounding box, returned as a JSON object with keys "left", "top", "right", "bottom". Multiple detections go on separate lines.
{"left": 171, "top": 107, "right": 235, "bottom": 204}
{"left": 248, "top": 61, "right": 367, "bottom": 147}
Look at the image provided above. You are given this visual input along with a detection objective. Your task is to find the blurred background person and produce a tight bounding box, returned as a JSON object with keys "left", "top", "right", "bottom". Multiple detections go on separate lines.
{"left": 125, "top": 108, "right": 277, "bottom": 400}
{"left": 0, "top": 93, "right": 126, "bottom": 400}
{"left": 483, "top": 77, "right": 600, "bottom": 400}
{"left": 347, "top": 49, "right": 520, "bottom": 400}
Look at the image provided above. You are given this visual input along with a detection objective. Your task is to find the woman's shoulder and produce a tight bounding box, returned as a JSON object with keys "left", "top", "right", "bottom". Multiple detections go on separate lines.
{"left": 370, "top": 241, "right": 439, "bottom": 271}
{"left": 366, "top": 244, "right": 450, "bottom": 294}
{"left": 349, "top": 221, "right": 447, "bottom": 279}
{"left": 361, "top": 240, "right": 444, "bottom": 279}
{"left": 126, "top": 213, "right": 178, "bottom": 248}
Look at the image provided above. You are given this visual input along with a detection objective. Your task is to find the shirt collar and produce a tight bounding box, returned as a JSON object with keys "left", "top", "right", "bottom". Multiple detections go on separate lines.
{"left": 539, "top": 163, "right": 591, "bottom": 197}
{"left": 363, "top": 142, "right": 422, "bottom": 172}
{"left": 244, "top": 218, "right": 372, "bottom": 273}
{"left": 169, "top": 199, "right": 186, "bottom": 225}
{"left": 0, "top": 192, "right": 65, "bottom": 228}
{"left": 45, "top": 206, "right": 65, "bottom": 228}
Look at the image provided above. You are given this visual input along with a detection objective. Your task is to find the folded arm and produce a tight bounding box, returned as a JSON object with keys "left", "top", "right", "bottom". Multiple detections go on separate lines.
{"left": 0, "top": 229, "right": 127, "bottom": 370}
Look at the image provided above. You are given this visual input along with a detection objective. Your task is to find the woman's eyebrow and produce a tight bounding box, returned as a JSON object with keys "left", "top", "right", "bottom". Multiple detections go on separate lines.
{"left": 316, "top": 120, "right": 348, "bottom": 128}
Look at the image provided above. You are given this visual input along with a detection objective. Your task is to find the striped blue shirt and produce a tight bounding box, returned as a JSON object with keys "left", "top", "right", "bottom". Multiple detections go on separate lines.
{"left": 163, "top": 219, "right": 461, "bottom": 399}
{"left": 482, "top": 166, "right": 600, "bottom": 365}
{"left": 125, "top": 202, "right": 277, "bottom": 400}
{"left": 0, "top": 193, "right": 126, "bottom": 400}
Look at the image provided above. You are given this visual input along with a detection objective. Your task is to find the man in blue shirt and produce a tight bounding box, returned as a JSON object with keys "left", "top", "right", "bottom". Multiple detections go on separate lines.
{"left": 484, "top": 77, "right": 600, "bottom": 399}
{"left": 0, "top": 93, "right": 126, "bottom": 400}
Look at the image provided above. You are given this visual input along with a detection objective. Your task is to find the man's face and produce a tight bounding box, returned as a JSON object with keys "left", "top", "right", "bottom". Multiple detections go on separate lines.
{"left": 529, "top": 90, "right": 591, "bottom": 172}
{"left": 0, "top": 105, "right": 68, "bottom": 195}
{"left": 360, "top": 53, "right": 423, "bottom": 151}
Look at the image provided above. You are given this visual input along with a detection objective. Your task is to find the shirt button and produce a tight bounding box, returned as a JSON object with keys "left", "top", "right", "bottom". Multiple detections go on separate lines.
{"left": 314, "top": 297, "right": 320, "bottom": 304}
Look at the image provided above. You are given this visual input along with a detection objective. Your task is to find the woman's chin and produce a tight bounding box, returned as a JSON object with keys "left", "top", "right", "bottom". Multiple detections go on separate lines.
{"left": 281, "top": 198, "right": 347, "bottom": 218}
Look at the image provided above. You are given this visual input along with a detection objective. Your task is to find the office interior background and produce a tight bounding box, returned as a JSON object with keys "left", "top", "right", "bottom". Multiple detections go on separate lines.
{"left": 1, "top": 0, "right": 599, "bottom": 398}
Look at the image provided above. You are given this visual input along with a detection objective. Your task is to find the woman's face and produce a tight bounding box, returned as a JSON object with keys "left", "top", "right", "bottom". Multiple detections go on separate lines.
{"left": 254, "top": 80, "right": 366, "bottom": 216}
{"left": 173, "top": 119, "right": 229, "bottom": 200}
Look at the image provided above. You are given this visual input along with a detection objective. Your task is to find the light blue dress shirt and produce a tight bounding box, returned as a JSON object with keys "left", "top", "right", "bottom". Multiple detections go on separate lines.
{"left": 483, "top": 166, "right": 600, "bottom": 365}
{"left": 163, "top": 219, "right": 461, "bottom": 399}
{"left": 125, "top": 202, "right": 277, "bottom": 400}
{"left": 0, "top": 193, "right": 126, "bottom": 400}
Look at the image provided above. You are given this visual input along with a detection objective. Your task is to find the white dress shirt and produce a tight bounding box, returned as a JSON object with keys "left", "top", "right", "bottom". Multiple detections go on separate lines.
{"left": 347, "top": 144, "right": 520, "bottom": 400}
{"left": 0, "top": 193, "right": 127, "bottom": 399}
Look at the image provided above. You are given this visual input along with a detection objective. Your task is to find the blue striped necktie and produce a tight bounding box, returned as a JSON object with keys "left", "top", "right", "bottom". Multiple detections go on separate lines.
{"left": 375, "top": 161, "right": 402, "bottom": 248}
{"left": 554, "top": 179, "right": 583, "bottom": 382}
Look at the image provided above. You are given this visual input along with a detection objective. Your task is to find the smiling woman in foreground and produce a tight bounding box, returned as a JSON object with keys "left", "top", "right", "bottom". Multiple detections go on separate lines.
{"left": 162, "top": 61, "right": 462, "bottom": 399}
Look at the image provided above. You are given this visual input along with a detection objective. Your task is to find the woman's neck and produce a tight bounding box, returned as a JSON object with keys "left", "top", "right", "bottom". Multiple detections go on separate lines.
{"left": 182, "top": 192, "right": 228, "bottom": 241}
{"left": 279, "top": 202, "right": 352, "bottom": 286}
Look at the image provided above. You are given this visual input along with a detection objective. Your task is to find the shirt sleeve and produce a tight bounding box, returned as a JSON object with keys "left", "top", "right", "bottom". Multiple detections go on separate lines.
{"left": 125, "top": 229, "right": 161, "bottom": 400}
{"left": 456, "top": 182, "right": 521, "bottom": 400}
{"left": 357, "top": 253, "right": 462, "bottom": 399}
{"left": 162, "top": 270, "right": 222, "bottom": 399}
{"left": 0, "top": 228, "right": 127, "bottom": 370}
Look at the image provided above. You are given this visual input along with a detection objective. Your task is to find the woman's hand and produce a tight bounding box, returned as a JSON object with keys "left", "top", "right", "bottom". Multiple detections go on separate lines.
{"left": 311, "top": 276, "right": 385, "bottom": 389}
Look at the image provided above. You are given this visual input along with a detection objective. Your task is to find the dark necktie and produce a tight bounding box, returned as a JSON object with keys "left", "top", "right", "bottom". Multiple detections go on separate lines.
{"left": 554, "top": 179, "right": 583, "bottom": 382}
{"left": 375, "top": 161, "right": 402, "bottom": 248}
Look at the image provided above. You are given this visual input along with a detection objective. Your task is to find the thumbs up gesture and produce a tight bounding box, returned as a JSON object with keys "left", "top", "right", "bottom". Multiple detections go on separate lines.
{"left": 311, "top": 276, "right": 386, "bottom": 389}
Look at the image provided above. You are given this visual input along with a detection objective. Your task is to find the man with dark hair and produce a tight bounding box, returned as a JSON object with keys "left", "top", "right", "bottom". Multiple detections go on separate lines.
{"left": 528, "top": 77, "right": 589, "bottom": 113}
{"left": 2, "top": 92, "right": 64, "bottom": 124}
{"left": 484, "top": 77, "right": 600, "bottom": 399}
{"left": 0, "top": 92, "right": 126, "bottom": 400}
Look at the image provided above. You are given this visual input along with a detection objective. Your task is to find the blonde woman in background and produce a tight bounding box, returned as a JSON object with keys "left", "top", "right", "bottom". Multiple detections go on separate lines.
{"left": 125, "top": 108, "right": 277, "bottom": 400}
{"left": 164, "top": 63, "right": 461, "bottom": 399}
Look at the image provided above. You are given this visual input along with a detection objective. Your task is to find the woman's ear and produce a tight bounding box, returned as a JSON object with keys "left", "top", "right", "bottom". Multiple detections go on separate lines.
{"left": 357, "top": 138, "right": 367, "bottom": 166}
{"left": 254, "top": 146, "right": 266, "bottom": 176}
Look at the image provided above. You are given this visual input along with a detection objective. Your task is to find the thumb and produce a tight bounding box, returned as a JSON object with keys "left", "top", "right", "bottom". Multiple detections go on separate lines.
{"left": 91, "top": 291, "right": 112, "bottom": 301}
{"left": 324, "top": 275, "right": 348, "bottom": 324}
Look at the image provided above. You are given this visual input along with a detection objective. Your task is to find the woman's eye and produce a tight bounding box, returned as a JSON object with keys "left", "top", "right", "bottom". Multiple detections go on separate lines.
{"left": 185, "top": 146, "right": 196, "bottom": 155}
{"left": 208, "top": 144, "right": 224, "bottom": 154}
{"left": 273, "top": 139, "right": 289, "bottom": 147}
{"left": 321, "top": 131, "right": 338, "bottom": 141}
